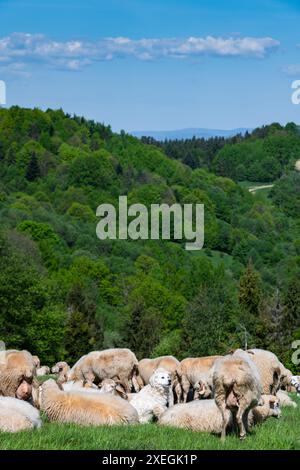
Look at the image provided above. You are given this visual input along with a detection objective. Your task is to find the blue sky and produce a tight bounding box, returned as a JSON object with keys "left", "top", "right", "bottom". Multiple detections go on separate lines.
{"left": 1, "top": 0, "right": 300, "bottom": 131}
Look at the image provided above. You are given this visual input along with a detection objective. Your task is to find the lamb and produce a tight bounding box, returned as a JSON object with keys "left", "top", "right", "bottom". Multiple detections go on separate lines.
{"left": 276, "top": 390, "right": 297, "bottom": 408}
{"left": 40, "top": 379, "right": 139, "bottom": 426}
{"left": 178, "top": 355, "right": 221, "bottom": 402}
{"left": 246, "top": 349, "right": 282, "bottom": 395}
{"left": 36, "top": 366, "right": 50, "bottom": 377}
{"left": 32, "top": 355, "right": 40, "bottom": 369}
{"left": 0, "top": 349, "right": 37, "bottom": 400}
{"left": 213, "top": 349, "right": 262, "bottom": 440}
{"left": 0, "top": 397, "right": 42, "bottom": 432}
{"left": 137, "top": 356, "right": 181, "bottom": 405}
{"left": 51, "top": 361, "right": 70, "bottom": 383}
{"left": 67, "top": 348, "right": 139, "bottom": 393}
{"left": 159, "top": 394, "right": 280, "bottom": 433}
{"left": 129, "top": 369, "right": 172, "bottom": 423}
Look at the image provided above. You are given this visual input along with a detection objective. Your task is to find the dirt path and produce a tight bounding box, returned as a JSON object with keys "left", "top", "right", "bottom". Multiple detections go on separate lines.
{"left": 248, "top": 184, "right": 274, "bottom": 193}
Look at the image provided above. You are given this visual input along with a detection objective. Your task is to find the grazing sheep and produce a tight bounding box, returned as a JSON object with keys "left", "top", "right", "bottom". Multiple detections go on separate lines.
{"left": 36, "top": 366, "right": 50, "bottom": 377}
{"left": 40, "top": 379, "right": 139, "bottom": 426}
{"left": 213, "top": 349, "right": 262, "bottom": 440}
{"left": 276, "top": 390, "right": 297, "bottom": 408}
{"left": 0, "top": 349, "right": 37, "bottom": 400}
{"left": 68, "top": 349, "right": 139, "bottom": 393}
{"left": 178, "top": 356, "right": 221, "bottom": 403}
{"left": 0, "top": 397, "right": 41, "bottom": 432}
{"left": 159, "top": 394, "right": 280, "bottom": 433}
{"left": 137, "top": 356, "right": 181, "bottom": 405}
{"left": 246, "top": 349, "right": 281, "bottom": 395}
{"left": 129, "top": 369, "right": 172, "bottom": 423}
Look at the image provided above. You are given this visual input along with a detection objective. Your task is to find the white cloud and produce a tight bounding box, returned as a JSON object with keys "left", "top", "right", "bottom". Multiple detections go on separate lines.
{"left": 0, "top": 32, "right": 280, "bottom": 74}
{"left": 282, "top": 64, "right": 300, "bottom": 76}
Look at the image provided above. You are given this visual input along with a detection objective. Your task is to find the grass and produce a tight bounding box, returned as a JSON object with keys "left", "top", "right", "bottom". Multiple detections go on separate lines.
{"left": 0, "top": 395, "right": 299, "bottom": 450}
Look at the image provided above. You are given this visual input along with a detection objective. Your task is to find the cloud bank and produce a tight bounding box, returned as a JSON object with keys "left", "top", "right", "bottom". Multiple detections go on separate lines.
{"left": 0, "top": 32, "right": 280, "bottom": 74}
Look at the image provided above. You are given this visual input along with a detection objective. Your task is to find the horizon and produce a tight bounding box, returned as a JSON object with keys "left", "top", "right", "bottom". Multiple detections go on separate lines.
{"left": 1, "top": 1, "right": 300, "bottom": 132}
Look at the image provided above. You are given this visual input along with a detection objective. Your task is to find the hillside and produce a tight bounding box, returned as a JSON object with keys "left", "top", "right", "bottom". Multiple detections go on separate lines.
{"left": 0, "top": 106, "right": 299, "bottom": 370}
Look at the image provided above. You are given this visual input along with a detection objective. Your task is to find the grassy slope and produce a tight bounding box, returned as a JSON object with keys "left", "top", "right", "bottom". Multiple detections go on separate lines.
{"left": 0, "top": 395, "right": 299, "bottom": 450}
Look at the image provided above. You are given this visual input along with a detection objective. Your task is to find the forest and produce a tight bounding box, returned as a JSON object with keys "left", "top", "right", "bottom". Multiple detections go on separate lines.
{"left": 0, "top": 106, "right": 299, "bottom": 371}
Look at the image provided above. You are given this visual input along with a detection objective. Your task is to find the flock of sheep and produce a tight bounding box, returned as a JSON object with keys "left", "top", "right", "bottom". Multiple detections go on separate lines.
{"left": 0, "top": 347, "right": 299, "bottom": 441}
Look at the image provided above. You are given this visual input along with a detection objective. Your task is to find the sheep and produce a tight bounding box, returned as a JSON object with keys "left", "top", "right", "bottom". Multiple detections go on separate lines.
{"left": 178, "top": 355, "right": 221, "bottom": 402}
{"left": 129, "top": 369, "right": 172, "bottom": 423}
{"left": 276, "top": 390, "right": 297, "bottom": 408}
{"left": 51, "top": 361, "right": 70, "bottom": 383}
{"left": 67, "top": 349, "right": 139, "bottom": 393}
{"left": 62, "top": 380, "right": 99, "bottom": 393}
{"left": 159, "top": 394, "right": 280, "bottom": 433}
{"left": 0, "top": 397, "right": 41, "bottom": 432}
{"left": 36, "top": 366, "right": 50, "bottom": 377}
{"left": 212, "top": 349, "right": 262, "bottom": 440}
{"left": 40, "top": 379, "right": 139, "bottom": 426}
{"left": 137, "top": 356, "right": 181, "bottom": 405}
{"left": 246, "top": 349, "right": 282, "bottom": 395}
{"left": 0, "top": 349, "right": 37, "bottom": 400}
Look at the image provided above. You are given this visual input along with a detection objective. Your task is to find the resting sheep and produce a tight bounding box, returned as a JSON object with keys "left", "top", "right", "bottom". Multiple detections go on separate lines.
{"left": 276, "top": 390, "right": 297, "bottom": 408}
{"left": 40, "top": 379, "right": 139, "bottom": 426}
{"left": 68, "top": 348, "right": 139, "bottom": 393}
{"left": 213, "top": 349, "right": 262, "bottom": 440}
{"left": 178, "top": 355, "right": 221, "bottom": 402}
{"left": 159, "top": 394, "right": 280, "bottom": 433}
{"left": 0, "top": 349, "right": 37, "bottom": 401}
{"left": 0, "top": 397, "right": 41, "bottom": 432}
{"left": 99, "top": 379, "right": 128, "bottom": 399}
{"left": 137, "top": 356, "right": 181, "bottom": 405}
{"left": 129, "top": 369, "right": 172, "bottom": 423}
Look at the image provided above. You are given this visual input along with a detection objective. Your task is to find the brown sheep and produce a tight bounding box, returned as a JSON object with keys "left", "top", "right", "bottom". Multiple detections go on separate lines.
{"left": 40, "top": 379, "right": 139, "bottom": 426}
{"left": 213, "top": 349, "right": 262, "bottom": 441}
{"left": 51, "top": 361, "right": 70, "bottom": 383}
{"left": 0, "top": 349, "right": 37, "bottom": 401}
{"left": 137, "top": 356, "right": 181, "bottom": 405}
{"left": 68, "top": 349, "right": 139, "bottom": 393}
{"left": 178, "top": 355, "right": 221, "bottom": 402}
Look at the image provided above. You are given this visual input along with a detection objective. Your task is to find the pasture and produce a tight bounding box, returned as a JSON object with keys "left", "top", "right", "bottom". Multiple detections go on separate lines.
{"left": 0, "top": 394, "right": 299, "bottom": 450}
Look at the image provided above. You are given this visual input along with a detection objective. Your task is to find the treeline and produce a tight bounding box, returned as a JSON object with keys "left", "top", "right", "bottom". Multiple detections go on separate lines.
{"left": 0, "top": 107, "right": 299, "bottom": 371}
{"left": 141, "top": 122, "right": 300, "bottom": 182}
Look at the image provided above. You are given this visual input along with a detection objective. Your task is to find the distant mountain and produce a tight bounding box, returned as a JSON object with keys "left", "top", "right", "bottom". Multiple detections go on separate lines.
{"left": 131, "top": 127, "right": 252, "bottom": 141}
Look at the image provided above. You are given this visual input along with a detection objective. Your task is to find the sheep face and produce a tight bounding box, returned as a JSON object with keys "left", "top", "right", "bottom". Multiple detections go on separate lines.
{"left": 16, "top": 379, "right": 32, "bottom": 401}
{"left": 149, "top": 369, "right": 171, "bottom": 388}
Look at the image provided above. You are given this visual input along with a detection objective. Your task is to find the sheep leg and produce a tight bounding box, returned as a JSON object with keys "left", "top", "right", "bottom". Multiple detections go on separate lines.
{"left": 181, "top": 375, "right": 190, "bottom": 403}
{"left": 216, "top": 400, "right": 229, "bottom": 442}
{"left": 236, "top": 407, "right": 247, "bottom": 440}
{"left": 174, "top": 381, "right": 182, "bottom": 404}
{"left": 168, "top": 388, "right": 174, "bottom": 407}
{"left": 118, "top": 375, "right": 131, "bottom": 393}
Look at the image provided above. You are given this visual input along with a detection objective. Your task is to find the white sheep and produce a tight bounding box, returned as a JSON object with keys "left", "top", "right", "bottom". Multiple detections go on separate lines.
{"left": 159, "top": 394, "right": 280, "bottom": 433}
{"left": 213, "top": 349, "right": 262, "bottom": 440}
{"left": 0, "top": 397, "right": 42, "bottom": 432}
{"left": 40, "top": 379, "right": 139, "bottom": 426}
{"left": 129, "top": 369, "right": 172, "bottom": 423}
{"left": 276, "top": 390, "right": 297, "bottom": 409}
